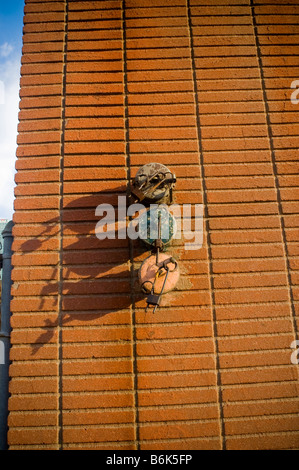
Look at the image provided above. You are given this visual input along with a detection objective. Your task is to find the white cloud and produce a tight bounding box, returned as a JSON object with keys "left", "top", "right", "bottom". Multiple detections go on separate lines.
{"left": 0, "top": 42, "right": 14, "bottom": 59}
{"left": 0, "top": 55, "right": 21, "bottom": 220}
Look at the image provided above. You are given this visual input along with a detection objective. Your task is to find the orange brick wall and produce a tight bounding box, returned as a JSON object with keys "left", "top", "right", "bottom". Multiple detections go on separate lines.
{"left": 8, "top": 0, "right": 299, "bottom": 450}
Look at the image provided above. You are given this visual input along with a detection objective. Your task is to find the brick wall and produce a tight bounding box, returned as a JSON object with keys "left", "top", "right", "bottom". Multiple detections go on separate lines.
{"left": 8, "top": 0, "right": 299, "bottom": 450}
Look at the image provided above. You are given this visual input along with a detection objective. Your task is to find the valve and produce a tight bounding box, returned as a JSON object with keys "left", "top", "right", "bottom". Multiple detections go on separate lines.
{"left": 131, "top": 162, "right": 176, "bottom": 205}
{"left": 137, "top": 205, "right": 177, "bottom": 251}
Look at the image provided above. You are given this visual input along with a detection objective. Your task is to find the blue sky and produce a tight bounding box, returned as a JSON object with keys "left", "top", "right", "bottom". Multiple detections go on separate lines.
{"left": 0, "top": 1, "right": 24, "bottom": 51}
{"left": 0, "top": 0, "right": 25, "bottom": 220}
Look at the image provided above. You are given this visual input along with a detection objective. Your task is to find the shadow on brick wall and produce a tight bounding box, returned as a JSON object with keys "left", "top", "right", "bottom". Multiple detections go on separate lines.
{"left": 17, "top": 187, "right": 145, "bottom": 355}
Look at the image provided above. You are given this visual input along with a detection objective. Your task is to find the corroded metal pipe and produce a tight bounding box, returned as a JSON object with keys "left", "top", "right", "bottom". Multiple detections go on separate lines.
{"left": 0, "top": 221, "right": 13, "bottom": 450}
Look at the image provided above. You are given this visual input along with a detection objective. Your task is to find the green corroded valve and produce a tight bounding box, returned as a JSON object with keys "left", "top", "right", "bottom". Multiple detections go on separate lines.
{"left": 137, "top": 205, "right": 177, "bottom": 251}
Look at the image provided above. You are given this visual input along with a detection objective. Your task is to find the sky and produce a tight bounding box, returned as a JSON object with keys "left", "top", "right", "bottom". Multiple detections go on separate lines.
{"left": 0, "top": 0, "right": 25, "bottom": 220}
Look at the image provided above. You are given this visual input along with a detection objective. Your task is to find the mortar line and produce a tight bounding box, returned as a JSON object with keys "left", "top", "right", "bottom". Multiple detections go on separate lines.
{"left": 122, "top": 0, "right": 140, "bottom": 450}
{"left": 186, "top": 0, "right": 226, "bottom": 450}
{"left": 58, "top": 0, "right": 68, "bottom": 451}
{"left": 250, "top": 1, "right": 298, "bottom": 352}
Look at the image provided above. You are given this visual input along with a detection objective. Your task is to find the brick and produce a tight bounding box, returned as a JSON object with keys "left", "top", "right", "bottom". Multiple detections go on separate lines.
{"left": 63, "top": 375, "right": 133, "bottom": 392}
{"left": 137, "top": 355, "right": 215, "bottom": 373}
{"left": 137, "top": 338, "right": 214, "bottom": 357}
{"left": 208, "top": 202, "right": 280, "bottom": 217}
{"left": 18, "top": 108, "right": 62, "bottom": 120}
{"left": 212, "top": 258, "right": 286, "bottom": 274}
{"left": 199, "top": 101, "right": 265, "bottom": 114}
{"left": 226, "top": 415, "right": 299, "bottom": 436}
{"left": 24, "top": 3, "right": 65, "bottom": 14}
{"left": 18, "top": 119, "right": 61, "bottom": 132}
{"left": 140, "top": 439, "right": 221, "bottom": 451}
{"left": 14, "top": 182, "right": 60, "bottom": 196}
{"left": 62, "top": 295, "right": 132, "bottom": 311}
{"left": 136, "top": 323, "right": 212, "bottom": 341}
{"left": 209, "top": 215, "right": 281, "bottom": 230}
{"left": 13, "top": 212, "right": 60, "bottom": 227}
{"left": 214, "top": 287, "right": 289, "bottom": 304}
{"left": 9, "top": 344, "right": 58, "bottom": 361}
{"left": 202, "top": 125, "right": 268, "bottom": 139}
{"left": 222, "top": 366, "right": 297, "bottom": 387}
{"left": 9, "top": 377, "right": 57, "bottom": 394}
{"left": 20, "top": 74, "right": 63, "bottom": 86}
{"left": 226, "top": 433, "right": 299, "bottom": 451}
{"left": 22, "top": 31, "right": 65, "bottom": 43}
{"left": 65, "top": 94, "right": 124, "bottom": 107}
{"left": 68, "top": 1, "right": 121, "bottom": 10}
{"left": 139, "top": 404, "right": 218, "bottom": 422}
{"left": 219, "top": 350, "right": 293, "bottom": 369}
{"left": 21, "top": 52, "right": 63, "bottom": 63}
{"left": 68, "top": 10, "right": 122, "bottom": 22}
{"left": 215, "top": 303, "right": 292, "bottom": 320}
{"left": 65, "top": 105, "right": 124, "bottom": 118}
{"left": 138, "top": 388, "right": 218, "bottom": 407}
{"left": 64, "top": 141, "right": 125, "bottom": 154}
{"left": 68, "top": 20, "right": 122, "bottom": 31}
{"left": 12, "top": 251, "right": 59, "bottom": 267}
{"left": 139, "top": 421, "right": 219, "bottom": 441}
{"left": 62, "top": 409, "right": 134, "bottom": 426}
{"left": 127, "top": 58, "right": 192, "bottom": 71}
{"left": 10, "top": 312, "right": 58, "bottom": 328}
{"left": 67, "top": 40, "right": 122, "bottom": 51}
{"left": 210, "top": 229, "right": 283, "bottom": 245}
{"left": 19, "top": 85, "right": 62, "bottom": 97}
{"left": 127, "top": 48, "right": 191, "bottom": 60}
{"left": 62, "top": 326, "right": 131, "bottom": 343}
{"left": 212, "top": 244, "right": 284, "bottom": 259}
{"left": 63, "top": 426, "right": 135, "bottom": 444}
{"left": 205, "top": 176, "right": 275, "bottom": 190}
{"left": 17, "top": 131, "right": 61, "bottom": 144}
{"left": 218, "top": 318, "right": 293, "bottom": 337}
{"left": 15, "top": 156, "right": 60, "bottom": 170}
{"left": 62, "top": 359, "right": 132, "bottom": 376}
{"left": 65, "top": 129, "right": 124, "bottom": 141}
{"left": 23, "top": 12, "right": 65, "bottom": 24}
{"left": 196, "top": 67, "right": 260, "bottom": 80}
{"left": 207, "top": 188, "right": 276, "bottom": 204}
{"left": 255, "top": 15, "right": 299, "bottom": 25}
{"left": 62, "top": 343, "right": 132, "bottom": 360}
{"left": 218, "top": 335, "right": 294, "bottom": 354}
{"left": 21, "top": 62, "right": 64, "bottom": 74}
{"left": 8, "top": 411, "right": 58, "bottom": 427}
{"left": 9, "top": 394, "right": 58, "bottom": 412}
{"left": 12, "top": 236, "right": 59, "bottom": 252}
{"left": 67, "top": 50, "right": 123, "bottom": 62}
{"left": 16, "top": 144, "right": 61, "bottom": 157}
{"left": 130, "top": 140, "right": 198, "bottom": 153}
{"left": 8, "top": 428, "right": 58, "bottom": 446}
{"left": 66, "top": 83, "right": 123, "bottom": 95}
{"left": 138, "top": 371, "right": 216, "bottom": 390}
{"left": 68, "top": 29, "right": 122, "bottom": 41}
{"left": 214, "top": 271, "right": 287, "bottom": 289}
{"left": 63, "top": 392, "right": 133, "bottom": 410}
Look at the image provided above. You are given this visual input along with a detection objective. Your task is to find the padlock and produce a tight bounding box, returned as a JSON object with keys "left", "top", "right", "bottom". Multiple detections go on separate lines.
{"left": 131, "top": 162, "right": 176, "bottom": 205}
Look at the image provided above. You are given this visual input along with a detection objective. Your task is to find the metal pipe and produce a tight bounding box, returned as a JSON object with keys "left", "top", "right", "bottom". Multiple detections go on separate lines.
{"left": 0, "top": 221, "right": 13, "bottom": 450}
